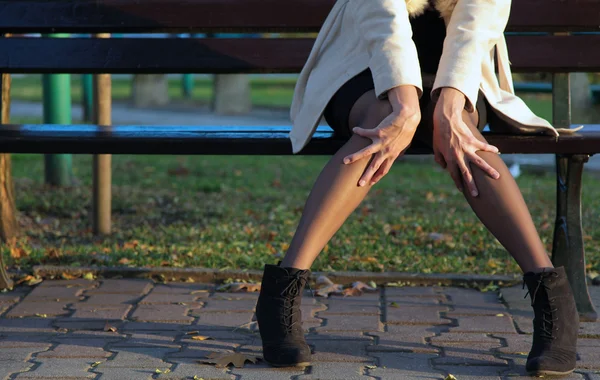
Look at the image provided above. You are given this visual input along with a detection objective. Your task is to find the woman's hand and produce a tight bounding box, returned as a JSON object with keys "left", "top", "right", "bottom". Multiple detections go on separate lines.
{"left": 343, "top": 86, "right": 421, "bottom": 187}
{"left": 432, "top": 87, "right": 500, "bottom": 197}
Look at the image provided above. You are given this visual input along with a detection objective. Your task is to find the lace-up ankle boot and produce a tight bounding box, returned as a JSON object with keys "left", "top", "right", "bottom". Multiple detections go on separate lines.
{"left": 523, "top": 266, "right": 579, "bottom": 376}
{"left": 256, "top": 263, "right": 311, "bottom": 367}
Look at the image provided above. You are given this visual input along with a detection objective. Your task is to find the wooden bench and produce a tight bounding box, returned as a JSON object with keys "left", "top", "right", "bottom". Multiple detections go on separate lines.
{"left": 0, "top": 0, "right": 598, "bottom": 321}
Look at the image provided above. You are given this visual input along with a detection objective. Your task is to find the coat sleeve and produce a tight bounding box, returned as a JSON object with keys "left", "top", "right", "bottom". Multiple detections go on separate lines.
{"left": 350, "top": 0, "right": 423, "bottom": 99}
{"left": 432, "top": 0, "right": 512, "bottom": 112}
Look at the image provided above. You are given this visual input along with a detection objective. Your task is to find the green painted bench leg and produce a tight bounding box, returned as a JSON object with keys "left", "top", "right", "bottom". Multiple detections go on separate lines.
{"left": 552, "top": 154, "right": 597, "bottom": 322}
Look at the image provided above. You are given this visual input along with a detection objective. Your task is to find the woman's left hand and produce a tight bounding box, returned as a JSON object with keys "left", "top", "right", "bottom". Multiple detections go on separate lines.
{"left": 432, "top": 88, "right": 500, "bottom": 197}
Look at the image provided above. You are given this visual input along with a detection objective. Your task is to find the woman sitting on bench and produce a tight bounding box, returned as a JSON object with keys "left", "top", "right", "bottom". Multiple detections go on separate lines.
{"left": 255, "top": 0, "right": 579, "bottom": 376}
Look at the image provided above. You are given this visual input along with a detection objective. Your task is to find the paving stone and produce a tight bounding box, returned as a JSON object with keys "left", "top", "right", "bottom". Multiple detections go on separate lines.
{"left": 159, "top": 359, "right": 234, "bottom": 379}
{"left": 0, "top": 289, "right": 31, "bottom": 304}
{"left": 109, "top": 332, "right": 179, "bottom": 349}
{"left": 0, "top": 346, "right": 53, "bottom": 361}
{"left": 301, "top": 303, "right": 328, "bottom": 318}
{"left": 443, "top": 288, "right": 502, "bottom": 305}
{"left": 99, "top": 347, "right": 177, "bottom": 368}
{"left": 0, "top": 335, "right": 56, "bottom": 347}
{"left": 35, "top": 279, "right": 99, "bottom": 289}
{"left": 194, "top": 312, "right": 255, "bottom": 330}
{"left": 386, "top": 305, "right": 450, "bottom": 325}
{"left": 54, "top": 319, "right": 125, "bottom": 332}
{"left": 579, "top": 337, "right": 600, "bottom": 347}
{"left": 579, "top": 321, "right": 600, "bottom": 338}
{"left": 70, "top": 304, "right": 131, "bottom": 320}
{"left": 230, "top": 361, "right": 305, "bottom": 380}
{"left": 51, "top": 335, "right": 125, "bottom": 346}
{"left": 577, "top": 370, "right": 600, "bottom": 380}
{"left": 5, "top": 302, "right": 70, "bottom": 318}
{"left": 430, "top": 333, "right": 500, "bottom": 344}
{"left": 495, "top": 334, "right": 532, "bottom": 355}
{"left": 0, "top": 360, "right": 35, "bottom": 378}
{"left": 450, "top": 315, "right": 518, "bottom": 334}
{"left": 85, "top": 279, "right": 153, "bottom": 295}
{"left": 0, "top": 318, "right": 56, "bottom": 333}
{"left": 151, "top": 283, "right": 213, "bottom": 295}
{"left": 307, "top": 339, "right": 374, "bottom": 363}
{"left": 445, "top": 303, "right": 508, "bottom": 316}
{"left": 180, "top": 329, "right": 258, "bottom": 343}
{"left": 121, "top": 321, "right": 186, "bottom": 332}
{"left": 499, "top": 286, "right": 531, "bottom": 313}
{"left": 12, "top": 358, "right": 96, "bottom": 378}
{"left": 577, "top": 345, "right": 600, "bottom": 369}
{"left": 385, "top": 296, "right": 444, "bottom": 306}
{"left": 433, "top": 342, "right": 509, "bottom": 366}
{"left": 511, "top": 314, "right": 534, "bottom": 334}
{"left": 131, "top": 304, "right": 195, "bottom": 324}
{"left": 309, "top": 332, "right": 374, "bottom": 340}
{"left": 200, "top": 299, "right": 257, "bottom": 313}
{"left": 166, "top": 340, "right": 237, "bottom": 359}
{"left": 296, "top": 362, "right": 376, "bottom": 380}
{"left": 61, "top": 331, "right": 127, "bottom": 340}
{"left": 81, "top": 294, "right": 142, "bottom": 305}
{"left": 368, "top": 326, "right": 441, "bottom": 353}
{"left": 367, "top": 352, "right": 443, "bottom": 379}
{"left": 315, "top": 313, "right": 381, "bottom": 332}
{"left": 25, "top": 286, "right": 85, "bottom": 299}
{"left": 91, "top": 367, "right": 155, "bottom": 380}
{"left": 138, "top": 292, "right": 204, "bottom": 305}
{"left": 36, "top": 344, "right": 111, "bottom": 359}
{"left": 211, "top": 292, "right": 259, "bottom": 300}
{"left": 385, "top": 287, "right": 439, "bottom": 297}
{"left": 317, "top": 300, "right": 379, "bottom": 315}
{"left": 435, "top": 365, "right": 503, "bottom": 379}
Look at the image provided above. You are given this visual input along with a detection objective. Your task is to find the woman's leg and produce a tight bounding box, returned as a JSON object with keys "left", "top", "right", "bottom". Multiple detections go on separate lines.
{"left": 280, "top": 90, "right": 393, "bottom": 270}
{"left": 444, "top": 106, "right": 553, "bottom": 273}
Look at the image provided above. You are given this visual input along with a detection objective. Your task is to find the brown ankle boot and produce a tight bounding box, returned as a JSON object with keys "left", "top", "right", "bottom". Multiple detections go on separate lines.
{"left": 523, "top": 266, "right": 579, "bottom": 376}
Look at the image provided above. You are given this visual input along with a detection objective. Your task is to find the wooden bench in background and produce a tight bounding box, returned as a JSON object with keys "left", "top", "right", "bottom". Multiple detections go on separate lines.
{"left": 0, "top": 0, "right": 598, "bottom": 321}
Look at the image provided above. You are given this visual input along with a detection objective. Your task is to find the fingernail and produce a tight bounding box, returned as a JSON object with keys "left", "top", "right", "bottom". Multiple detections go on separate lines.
{"left": 494, "top": 172, "right": 500, "bottom": 179}
{"left": 471, "top": 190, "right": 478, "bottom": 197}
{"left": 359, "top": 180, "right": 366, "bottom": 187}
{"left": 343, "top": 158, "right": 350, "bottom": 164}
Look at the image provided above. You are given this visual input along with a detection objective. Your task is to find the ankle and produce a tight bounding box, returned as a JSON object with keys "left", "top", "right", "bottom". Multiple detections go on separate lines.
{"left": 279, "top": 258, "right": 311, "bottom": 271}
{"left": 525, "top": 266, "right": 555, "bottom": 275}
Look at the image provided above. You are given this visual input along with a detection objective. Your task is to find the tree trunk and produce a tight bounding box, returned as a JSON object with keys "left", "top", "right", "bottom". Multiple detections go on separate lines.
{"left": 212, "top": 74, "right": 252, "bottom": 115}
{"left": 0, "top": 72, "right": 17, "bottom": 289}
{"left": 131, "top": 74, "right": 169, "bottom": 108}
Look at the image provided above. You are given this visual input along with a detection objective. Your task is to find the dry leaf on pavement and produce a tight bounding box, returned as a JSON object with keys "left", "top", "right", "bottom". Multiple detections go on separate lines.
{"left": 200, "top": 352, "right": 261, "bottom": 368}
{"left": 216, "top": 282, "right": 261, "bottom": 293}
{"left": 314, "top": 275, "right": 343, "bottom": 297}
{"left": 191, "top": 335, "right": 213, "bottom": 341}
{"left": 342, "top": 281, "right": 378, "bottom": 297}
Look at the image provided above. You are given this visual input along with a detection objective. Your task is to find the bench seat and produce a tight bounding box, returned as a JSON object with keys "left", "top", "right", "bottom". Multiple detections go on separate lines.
{"left": 1, "top": 124, "right": 599, "bottom": 155}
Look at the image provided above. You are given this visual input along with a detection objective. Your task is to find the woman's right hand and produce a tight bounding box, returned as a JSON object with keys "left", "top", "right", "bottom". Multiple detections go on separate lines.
{"left": 343, "top": 85, "right": 421, "bottom": 186}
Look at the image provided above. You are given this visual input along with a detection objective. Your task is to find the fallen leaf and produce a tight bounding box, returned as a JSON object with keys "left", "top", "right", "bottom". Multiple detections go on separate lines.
{"left": 61, "top": 272, "right": 77, "bottom": 280}
{"left": 168, "top": 165, "right": 190, "bottom": 177}
{"left": 190, "top": 290, "right": 209, "bottom": 294}
{"left": 193, "top": 376, "right": 205, "bottom": 380}
{"left": 365, "top": 365, "right": 377, "bottom": 369}
{"left": 191, "top": 336, "right": 213, "bottom": 341}
{"left": 315, "top": 276, "right": 344, "bottom": 297}
{"left": 495, "top": 313, "right": 505, "bottom": 317}
{"left": 103, "top": 323, "right": 117, "bottom": 332}
{"left": 118, "top": 257, "right": 132, "bottom": 265}
{"left": 201, "top": 352, "right": 261, "bottom": 368}
{"left": 342, "top": 281, "right": 378, "bottom": 297}
{"left": 83, "top": 273, "right": 95, "bottom": 281}
{"left": 216, "top": 282, "right": 261, "bottom": 293}
{"left": 91, "top": 361, "right": 101, "bottom": 368}
{"left": 10, "top": 246, "right": 27, "bottom": 259}
{"left": 389, "top": 302, "right": 400, "bottom": 308}
{"left": 186, "top": 331, "right": 200, "bottom": 335}
{"left": 123, "top": 240, "right": 139, "bottom": 250}
{"left": 35, "top": 313, "right": 48, "bottom": 318}
{"left": 445, "top": 375, "right": 458, "bottom": 380}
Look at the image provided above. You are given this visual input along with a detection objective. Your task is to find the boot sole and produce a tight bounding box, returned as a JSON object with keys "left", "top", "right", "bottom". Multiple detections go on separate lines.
{"left": 527, "top": 369, "right": 574, "bottom": 377}
{"left": 265, "top": 360, "right": 311, "bottom": 368}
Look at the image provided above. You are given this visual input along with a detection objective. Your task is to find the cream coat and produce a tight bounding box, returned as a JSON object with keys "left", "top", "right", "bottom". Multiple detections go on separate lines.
{"left": 289, "top": 0, "right": 569, "bottom": 154}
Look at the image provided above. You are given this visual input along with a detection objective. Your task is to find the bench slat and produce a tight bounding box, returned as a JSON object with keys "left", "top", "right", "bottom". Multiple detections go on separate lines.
{"left": 1, "top": 35, "right": 600, "bottom": 74}
{"left": 0, "top": 124, "right": 598, "bottom": 156}
{"left": 0, "top": 0, "right": 597, "bottom": 33}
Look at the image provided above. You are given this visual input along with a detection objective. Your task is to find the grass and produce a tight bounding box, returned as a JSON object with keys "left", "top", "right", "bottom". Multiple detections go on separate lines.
{"left": 5, "top": 149, "right": 600, "bottom": 276}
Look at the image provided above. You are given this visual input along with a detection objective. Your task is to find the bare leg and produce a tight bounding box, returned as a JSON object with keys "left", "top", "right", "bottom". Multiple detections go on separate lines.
{"left": 447, "top": 107, "right": 553, "bottom": 273}
{"left": 281, "top": 90, "right": 390, "bottom": 269}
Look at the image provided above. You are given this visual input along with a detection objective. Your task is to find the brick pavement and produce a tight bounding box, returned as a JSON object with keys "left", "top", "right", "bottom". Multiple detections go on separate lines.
{"left": 0, "top": 279, "right": 598, "bottom": 379}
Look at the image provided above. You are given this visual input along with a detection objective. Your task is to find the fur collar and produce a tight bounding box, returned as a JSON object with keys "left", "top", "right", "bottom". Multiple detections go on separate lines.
{"left": 407, "top": 0, "right": 459, "bottom": 22}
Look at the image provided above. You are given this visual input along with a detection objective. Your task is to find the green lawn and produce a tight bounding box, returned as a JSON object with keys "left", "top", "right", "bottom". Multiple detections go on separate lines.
{"left": 5, "top": 152, "right": 600, "bottom": 276}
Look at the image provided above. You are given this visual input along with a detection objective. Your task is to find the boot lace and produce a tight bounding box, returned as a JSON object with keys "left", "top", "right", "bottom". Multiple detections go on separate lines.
{"left": 523, "top": 271, "right": 560, "bottom": 340}
{"left": 277, "top": 271, "right": 310, "bottom": 334}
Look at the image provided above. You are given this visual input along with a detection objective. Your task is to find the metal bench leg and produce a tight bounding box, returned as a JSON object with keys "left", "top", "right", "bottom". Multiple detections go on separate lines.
{"left": 552, "top": 154, "right": 597, "bottom": 322}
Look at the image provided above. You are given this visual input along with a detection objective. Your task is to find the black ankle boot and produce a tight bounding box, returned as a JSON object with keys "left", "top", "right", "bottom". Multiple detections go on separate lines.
{"left": 523, "top": 266, "right": 579, "bottom": 376}
{"left": 256, "top": 263, "right": 311, "bottom": 367}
